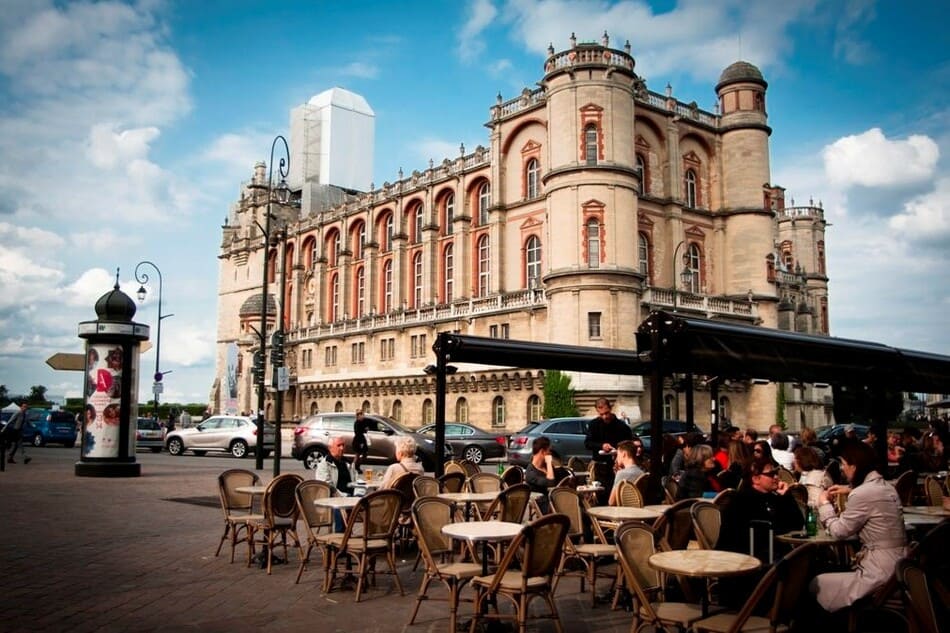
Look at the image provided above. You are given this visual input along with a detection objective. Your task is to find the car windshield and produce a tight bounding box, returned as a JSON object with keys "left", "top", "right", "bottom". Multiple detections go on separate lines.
{"left": 372, "top": 414, "right": 412, "bottom": 434}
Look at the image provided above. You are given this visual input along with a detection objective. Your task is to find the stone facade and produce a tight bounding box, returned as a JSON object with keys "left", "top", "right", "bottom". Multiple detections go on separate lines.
{"left": 213, "top": 35, "right": 832, "bottom": 434}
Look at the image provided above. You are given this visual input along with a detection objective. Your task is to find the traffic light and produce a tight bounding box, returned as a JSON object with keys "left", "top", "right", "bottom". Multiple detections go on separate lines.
{"left": 251, "top": 351, "right": 264, "bottom": 383}
{"left": 270, "top": 329, "right": 285, "bottom": 366}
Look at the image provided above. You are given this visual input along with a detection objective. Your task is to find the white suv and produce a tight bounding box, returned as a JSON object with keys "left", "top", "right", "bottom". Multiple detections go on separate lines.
{"left": 165, "top": 415, "right": 275, "bottom": 458}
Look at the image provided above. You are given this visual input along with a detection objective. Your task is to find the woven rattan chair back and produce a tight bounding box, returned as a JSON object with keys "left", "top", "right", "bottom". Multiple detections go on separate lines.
{"left": 617, "top": 479, "right": 644, "bottom": 508}
{"left": 500, "top": 465, "right": 525, "bottom": 487}
{"left": 412, "top": 474, "right": 440, "bottom": 498}
{"left": 923, "top": 475, "right": 945, "bottom": 507}
{"left": 439, "top": 471, "right": 466, "bottom": 492}
{"left": 690, "top": 502, "right": 721, "bottom": 549}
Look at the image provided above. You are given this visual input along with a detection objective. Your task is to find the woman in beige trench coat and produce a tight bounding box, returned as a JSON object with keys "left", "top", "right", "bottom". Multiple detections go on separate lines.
{"left": 810, "top": 440, "right": 907, "bottom": 612}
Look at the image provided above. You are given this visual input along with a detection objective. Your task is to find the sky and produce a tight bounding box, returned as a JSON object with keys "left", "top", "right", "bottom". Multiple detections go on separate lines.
{"left": 0, "top": 0, "right": 947, "bottom": 406}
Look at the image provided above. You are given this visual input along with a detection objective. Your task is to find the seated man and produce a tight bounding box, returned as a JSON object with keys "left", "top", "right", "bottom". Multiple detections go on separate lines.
{"left": 524, "top": 436, "right": 558, "bottom": 513}
{"left": 608, "top": 440, "right": 645, "bottom": 506}
{"left": 314, "top": 435, "right": 353, "bottom": 531}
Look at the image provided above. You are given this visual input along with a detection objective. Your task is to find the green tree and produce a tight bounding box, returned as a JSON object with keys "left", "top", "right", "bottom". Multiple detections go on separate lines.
{"left": 542, "top": 370, "right": 578, "bottom": 418}
{"left": 775, "top": 384, "right": 787, "bottom": 429}
{"left": 28, "top": 385, "right": 48, "bottom": 405}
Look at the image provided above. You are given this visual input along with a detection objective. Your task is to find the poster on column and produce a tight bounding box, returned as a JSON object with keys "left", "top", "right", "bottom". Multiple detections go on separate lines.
{"left": 222, "top": 342, "right": 238, "bottom": 415}
{"left": 82, "top": 343, "right": 125, "bottom": 458}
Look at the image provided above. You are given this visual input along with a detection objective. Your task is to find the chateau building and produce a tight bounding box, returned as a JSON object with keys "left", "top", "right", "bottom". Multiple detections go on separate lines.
{"left": 213, "top": 34, "right": 832, "bottom": 433}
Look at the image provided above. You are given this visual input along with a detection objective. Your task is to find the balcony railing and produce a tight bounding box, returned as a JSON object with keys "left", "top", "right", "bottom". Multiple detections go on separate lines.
{"left": 642, "top": 288, "right": 757, "bottom": 319}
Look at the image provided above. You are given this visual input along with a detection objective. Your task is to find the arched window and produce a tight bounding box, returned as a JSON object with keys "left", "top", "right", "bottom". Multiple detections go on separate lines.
{"left": 527, "top": 395, "right": 541, "bottom": 422}
{"left": 412, "top": 251, "right": 423, "bottom": 308}
{"left": 444, "top": 192, "right": 455, "bottom": 235}
{"left": 491, "top": 396, "right": 506, "bottom": 428}
{"left": 684, "top": 169, "right": 697, "bottom": 208}
{"left": 443, "top": 244, "right": 454, "bottom": 303}
{"left": 267, "top": 250, "right": 277, "bottom": 283}
{"left": 477, "top": 235, "right": 490, "bottom": 297}
{"left": 392, "top": 399, "right": 402, "bottom": 422}
{"left": 525, "top": 158, "right": 540, "bottom": 198}
{"left": 585, "top": 124, "right": 598, "bottom": 164}
{"left": 525, "top": 235, "right": 541, "bottom": 288}
{"left": 309, "top": 239, "right": 318, "bottom": 269}
{"left": 455, "top": 397, "right": 469, "bottom": 424}
{"left": 334, "top": 401, "right": 344, "bottom": 412}
{"left": 382, "top": 259, "right": 393, "bottom": 313}
{"left": 309, "top": 401, "right": 318, "bottom": 415}
{"left": 686, "top": 243, "right": 701, "bottom": 293}
{"left": 422, "top": 398, "right": 434, "bottom": 425}
{"left": 353, "top": 222, "right": 366, "bottom": 259}
{"left": 477, "top": 182, "right": 491, "bottom": 225}
{"left": 361, "top": 400, "right": 371, "bottom": 413}
{"left": 586, "top": 218, "right": 600, "bottom": 268}
{"left": 637, "top": 232, "right": 650, "bottom": 278}
{"left": 413, "top": 204, "right": 424, "bottom": 244}
{"left": 817, "top": 241, "right": 826, "bottom": 275}
{"left": 636, "top": 153, "right": 647, "bottom": 194}
{"left": 382, "top": 213, "right": 394, "bottom": 252}
{"left": 355, "top": 266, "right": 366, "bottom": 317}
{"left": 328, "top": 273, "right": 339, "bottom": 322}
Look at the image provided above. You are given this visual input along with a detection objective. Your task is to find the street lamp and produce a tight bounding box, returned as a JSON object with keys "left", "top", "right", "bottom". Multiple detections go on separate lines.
{"left": 247, "top": 135, "right": 290, "bottom": 471}
{"left": 135, "top": 261, "right": 174, "bottom": 423}
{"left": 671, "top": 240, "right": 694, "bottom": 310}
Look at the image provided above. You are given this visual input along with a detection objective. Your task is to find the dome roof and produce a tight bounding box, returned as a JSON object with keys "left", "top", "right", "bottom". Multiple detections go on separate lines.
{"left": 239, "top": 293, "right": 276, "bottom": 318}
{"left": 94, "top": 282, "right": 137, "bottom": 322}
{"left": 716, "top": 60, "right": 767, "bottom": 91}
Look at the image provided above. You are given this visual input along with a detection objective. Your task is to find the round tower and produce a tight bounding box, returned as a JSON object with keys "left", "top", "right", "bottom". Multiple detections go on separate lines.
{"left": 716, "top": 61, "right": 776, "bottom": 320}
{"left": 540, "top": 34, "right": 642, "bottom": 350}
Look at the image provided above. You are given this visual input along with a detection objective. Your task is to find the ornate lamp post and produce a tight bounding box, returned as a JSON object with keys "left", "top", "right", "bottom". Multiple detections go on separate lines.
{"left": 247, "top": 135, "right": 290, "bottom": 471}
{"left": 135, "top": 261, "right": 173, "bottom": 423}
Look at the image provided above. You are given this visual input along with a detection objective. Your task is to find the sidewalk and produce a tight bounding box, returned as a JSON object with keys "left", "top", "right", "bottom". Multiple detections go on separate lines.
{"left": 0, "top": 452, "right": 636, "bottom": 632}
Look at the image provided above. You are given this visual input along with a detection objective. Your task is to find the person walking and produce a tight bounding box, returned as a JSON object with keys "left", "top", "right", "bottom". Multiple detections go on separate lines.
{"left": 352, "top": 409, "right": 369, "bottom": 472}
{"left": 585, "top": 397, "right": 632, "bottom": 502}
{"left": 5, "top": 402, "right": 31, "bottom": 464}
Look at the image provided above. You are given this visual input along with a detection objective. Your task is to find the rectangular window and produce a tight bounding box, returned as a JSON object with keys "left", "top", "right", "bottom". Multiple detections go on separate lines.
{"left": 588, "top": 312, "right": 602, "bottom": 340}
{"left": 325, "top": 345, "right": 337, "bottom": 367}
{"left": 380, "top": 338, "right": 395, "bottom": 361}
{"left": 489, "top": 325, "right": 498, "bottom": 338}
{"left": 501, "top": 323, "right": 509, "bottom": 339}
{"left": 351, "top": 342, "right": 364, "bottom": 364}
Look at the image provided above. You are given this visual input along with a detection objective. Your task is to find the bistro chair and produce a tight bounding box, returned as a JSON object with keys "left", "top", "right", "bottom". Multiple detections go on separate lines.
{"left": 412, "top": 474, "right": 440, "bottom": 499}
{"left": 500, "top": 465, "right": 525, "bottom": 488}
{"left": 250, "top": 473, "right": 304, "bottom": 575}
{"left": 389, "top": 471, "right": 420, "bottom": 553}
{"left": 468, "top": 513, "right": 571, "bottom": 633}
{"left": 215, "top": 469, "right": 263, "bottom": 564}
{"left": 466, "top": 472, "right": 503, "bottom": 520}
{"left": 407, "top": 497, "right": 482, "bottom": 633}
{"left": 923, "top": 475, "right": 945, "bottom": 507}
{"left": 322, "top": 489, "right": 405, "bottom": 602}
{"left": 898, "top": 557, "right": 940, "bottom": 633}
{"left": 785, "top": 483, "right": 809, "bottom": 521}
{"left": 617, "top": 479, "right": 644, "bottom": 508}
{"left": 294, "top": 479, "right": 333, "bottom": 584}
{"left": 776, "top": 466, "right": 797, "bottom": 487}
{"left": 444, "top": 460, "right": 468, "bottom": 477}
{"left": 690, "top": 502, "right": 721, "bottom": 550}
{"left": 614, "top": 521, "right": 705, "bottom": 632}
{"left": 690, "top": 542, "right": 817, "bottom": 633}
{"left": 549, "top": 487, "right": 615, "bottom": 607}
{"left": 567, "top": 456, "right": 588, "bottom": 473}
{"left": 634, "top": 472, "right": 662, "bottom": 506}
{"left": 892, "top": 469, "right": 916, "bottom": 506}
{"left": 663, "top": 477, "right": 680, "bottom": 504}
{"left": 439, "top": 471, "right": 467, "bottom": 493}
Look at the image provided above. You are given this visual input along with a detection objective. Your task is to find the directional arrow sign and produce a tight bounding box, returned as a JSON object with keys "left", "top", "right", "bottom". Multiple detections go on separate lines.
{"left": 46, "top": 342, "right": 154, "bottom": 372}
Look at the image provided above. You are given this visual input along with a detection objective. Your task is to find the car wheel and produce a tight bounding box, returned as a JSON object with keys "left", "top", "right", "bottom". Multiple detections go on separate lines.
{"left": 32, "top": 434, "right": 45, "bottom": 447}
{"left": 463, "top": 445, "right": 484, "bottom": 464}
{"left": 167, "top": 437, "right": 184, "bottom": 456}
{"left": 303, "top": 447, "right": 327, "bottom": 470}
{"left": 193, "top": 450, "right": 207, "bottom": 457}
{"left": 230, "top": 440, "right": 248, "bottom": 458}
{"left": 150, "top": 447, "right": 162, "bottom": 453}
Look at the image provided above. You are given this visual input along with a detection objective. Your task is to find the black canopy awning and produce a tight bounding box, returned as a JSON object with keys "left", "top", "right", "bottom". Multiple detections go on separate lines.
{"left": 635, "top": 311, "right": 950, "bottom": 393}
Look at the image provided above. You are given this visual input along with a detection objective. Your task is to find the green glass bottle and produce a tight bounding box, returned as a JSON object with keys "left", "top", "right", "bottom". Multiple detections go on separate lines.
{"left": 806, "top": 505, "right": 818, "bottom": 537}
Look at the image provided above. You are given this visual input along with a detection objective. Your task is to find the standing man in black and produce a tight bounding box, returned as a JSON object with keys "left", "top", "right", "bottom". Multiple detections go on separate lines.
{"left": 585, "top": 397, "right": 632, "bottom": 502}
{"left": 352, "top": 409, "right": 368, "bottom": 472}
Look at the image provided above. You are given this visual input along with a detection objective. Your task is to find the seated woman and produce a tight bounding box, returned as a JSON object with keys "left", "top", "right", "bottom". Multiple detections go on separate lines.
{"left": 810, "top": 440, "right": 907, "bottom": 613}
{"left": 792, "top": 445, "right": 830, "bottom": 508}
{"left": 379, "top": 436, "right": 425, "bottom": 488}
{"left": 676, "top": 444, "right": 721, "bottom": 500}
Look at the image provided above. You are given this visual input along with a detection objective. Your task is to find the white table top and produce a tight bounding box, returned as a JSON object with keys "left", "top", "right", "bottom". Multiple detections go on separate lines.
{"left": 314, "top": 496, "right": 361, "bottom": 509}
{"left": 442, "top": 520, "right": 523, "bottom": 543}
{"left": 649, "top": 550, "right": 761, "bottom": 578}
{"left": 348, "top": 480, "right": 381, "bottom": 490}
{"left": 438, "top": 491, "right": 499, "bottom": 503}
{"left": 576, "top": 485, "right": 604, "bottom": 493}
{"left": 904, "top": 513, "right": 944, "bottom": 526}
{"left": 643, "top": 504, "right": 672, "bottom": 513}
{"left": 776, "top": 530, "right": 843, "bottom": 545}
{"left": 234, "top": 485, "right": 267, "bottom": 495}
{"left": 586, "top": 506, "right": 660, "bottom": 522}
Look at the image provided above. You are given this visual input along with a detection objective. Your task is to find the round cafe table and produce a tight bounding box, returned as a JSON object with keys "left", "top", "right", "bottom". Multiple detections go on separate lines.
{"left": 438, "top": 491, "right": 498, "bottom": 521}
{"left": 442, "top": 520, "right": 523, "bottom": 576}
{"left": 649, "top": 549, "right": 761, "bottom": 616}
{"left": 903, "top": 505, "right": 950, "bottom": 517}
{"left": 586, "top": 505, "right": 660, "bottom": 523}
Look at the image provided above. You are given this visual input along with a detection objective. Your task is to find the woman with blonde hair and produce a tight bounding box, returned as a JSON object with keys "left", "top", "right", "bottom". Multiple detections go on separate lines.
{"left": 380, "top": 435, "right": 424, "bottom": 488}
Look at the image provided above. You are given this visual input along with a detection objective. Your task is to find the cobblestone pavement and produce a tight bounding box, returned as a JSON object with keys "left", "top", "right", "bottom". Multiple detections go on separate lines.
{"left": 0, "top": 450, "right": 638, "bottom": 632}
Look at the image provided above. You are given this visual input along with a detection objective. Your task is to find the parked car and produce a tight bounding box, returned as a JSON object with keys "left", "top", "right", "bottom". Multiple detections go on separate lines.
{"left": 22, "top": 408, "right": 78, "bottom": 448}
{"left": 417, "top": 422, "right": 507, "bottom": 465}
{"left": 814, "top": 423, "right": 870, "bottom": 456}
{"left": 506, "top": 417, "right": 592, "bottom": 468}
{"left": 135, "top": 417, "right": 164, "bottom": 453}
{"left": 629, "top": 419, "right": 706, "bottom": 451}
{"left": 291, "top": 411, "right": 452, "bottom": 471}
{"left": 165, "top": 415, "right": 274, "bottom": 458}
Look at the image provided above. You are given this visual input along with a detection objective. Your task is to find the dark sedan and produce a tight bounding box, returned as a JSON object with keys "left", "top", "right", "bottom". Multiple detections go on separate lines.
{"left": 417, "top": 422, "right": 507, "bottom": 465}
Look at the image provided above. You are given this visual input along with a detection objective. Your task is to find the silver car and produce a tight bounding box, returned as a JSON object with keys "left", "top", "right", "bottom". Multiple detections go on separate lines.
{"left": 165, "top": 415, "right": 274, "bottom": 458}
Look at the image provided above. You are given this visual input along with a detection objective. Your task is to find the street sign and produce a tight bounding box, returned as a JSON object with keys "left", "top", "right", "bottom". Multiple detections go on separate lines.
{"left": 152, "top": 382, "right": 164, "bottom": 395}
{"left": 46, "top": 353, "right": 84, "bottom": 371}
{"left": 276, "top": 367, "right": 289, "bottom": 391}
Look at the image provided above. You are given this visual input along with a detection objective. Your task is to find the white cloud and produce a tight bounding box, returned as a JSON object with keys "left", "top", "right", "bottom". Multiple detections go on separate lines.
{"left": 341, "top": 61, "right": 379, "bottom": 79}
{"left": 823, "top": 128, "right": 939, "bottom": 188}
{"left": 87, "top": 124, "right": 160, "bottom": 169}
{"left": 888, "top": 177, "right": 950, "bottom": 240}
{"left": 832, "top": 0, "right": 876, "bottom": 64}
{"left": 458, "top": 0, "right": 499, "bottom": 62}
